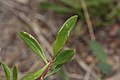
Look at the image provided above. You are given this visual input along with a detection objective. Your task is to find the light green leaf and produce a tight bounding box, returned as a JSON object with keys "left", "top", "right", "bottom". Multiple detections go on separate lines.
{"left": 98, "top": 62, "right": 112, "bottom": 75}
{"left": 89, "top": 40, "right": 107, "bottom": 62}
{"left": 1, "top": 62, "right": 11, "bottom": 80}
{"left": 22, "top": 63, "right": 49, "bottom": 80}
{"left": 18, "top": 32, "right": 48, "bottom": 64}
{"left": 13, "top": 66, "right": 18, "bottom": 80}
{"left": 53, "top": 15, "right": 78, "bottom": 56}
{"left": 54, "top": 49, "right": 76, "bottom": 65}
{"left": 40, "top": 2, "right": 73, "bottom": 13}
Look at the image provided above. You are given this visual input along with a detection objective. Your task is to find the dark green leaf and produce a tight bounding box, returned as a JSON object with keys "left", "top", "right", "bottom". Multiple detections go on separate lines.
{"left": 40, "top": 2, "right": 73, "bottom": 13}
{"left": 18, "top": 32, "right": 48, "bottom": 64}
{"left": 89, "top": 40, "right": 107, "bottom": 62}
{"left": 46, "top": 64, "right": 63, "bottom": 77}
{"left": 22, "top": 63, "right": 49, "bottom": 80}
{"left": 1, "top": 62, "right": 11, "bottom": 80}
{"left": 53, "top": 15, "right": 78, "bottom": 56}
{"left": 98, "top": 62, "right": 112, "bottom": 75}
{"left": 58, "top": 69, "right": 69, "bottom": 80}
{"left": 54, "top": 49, "right": 76, "bottom": 65}
{"left": 61, "top": 0, "right": 81, "bottom": 9}
{"left": 13, "top": 66, "right": 18, "bottom": 80}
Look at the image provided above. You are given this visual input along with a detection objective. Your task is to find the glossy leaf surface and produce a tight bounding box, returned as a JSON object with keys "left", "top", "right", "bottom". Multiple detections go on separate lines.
{"left": 13, "top": 66, "right": 18, "bottom": 80}
{"left": 1, "top": 62, "right": 11, "bottom": 80}
{"left": 19, "top": 32, "right": 48, "bottom": 63}
{"left": 54, "top": 49, "right": 76, "bottom": 65}
{"left": 53, "top": 15, "right": 78, "bottom": 56}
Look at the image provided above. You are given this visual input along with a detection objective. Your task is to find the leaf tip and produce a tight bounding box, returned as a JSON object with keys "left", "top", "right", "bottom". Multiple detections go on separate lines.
{"left": 71, "top": 15, "right": 78, "bottom": 20}
{"left": 18, "top": 31, "right": 26, "bottom": 36}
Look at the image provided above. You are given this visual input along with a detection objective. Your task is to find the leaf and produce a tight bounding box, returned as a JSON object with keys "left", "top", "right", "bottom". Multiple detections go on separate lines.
{"left": 18, "top": 31, "right": 48, "bottom": 64}
{"left": 89, "top": 40, "right": 107, "bottom": 62}
{"left": 54, "top": 49, "right": 76, "bottom": 65}
{"left": 1, "top": 62, "right": 11, "bottom": 80}
{"left": 61, "top": 0, "right": 81, "bottom": 9}
{"left": 22, "top": 63, "right": 49, "bottom": 80}
{"left": 45, "top": 64, "right": 63, "bottom": 77}
{"left": 13, "top": 66, "right": 18, "bottom": 80}
{"left": 40, "top": 2, "right": 73, "bottom": 13}
{"left": 58, "top": 69, "right": 69, "bottom": 80}
{"left": 98, "top": 62, "right": 112, "bottom": 75}
{"left": 53, "top": 15, "right": 78, "bottom": 56}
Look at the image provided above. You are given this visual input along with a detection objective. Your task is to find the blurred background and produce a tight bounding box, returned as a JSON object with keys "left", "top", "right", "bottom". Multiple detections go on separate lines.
{"left": 0, "top": 0, "right": 120, "bottom": 80}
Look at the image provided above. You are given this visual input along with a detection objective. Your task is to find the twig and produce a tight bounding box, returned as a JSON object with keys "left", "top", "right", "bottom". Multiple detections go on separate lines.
{"left": 0, "top": 1, "right": 53, "bottom": 59}
{"left": 80, "top": 0, "right": 96, "bottom": 40}
{"left": 27, "top": 57, "right": 40, "bottom": 73}
{"left": 38, "top": 60, "right": 54, "bottom": 80}
{"left": 66, "top": 72, "right": 84, "bottom": 80}
{"left": 75, "top": 55, "right": 99, "bottom": 80}
{"left": 84, "top": 63, "right": 95, "bottom": 80}
{"left": 0, "top": 0, "right": 57, "bottom": 34}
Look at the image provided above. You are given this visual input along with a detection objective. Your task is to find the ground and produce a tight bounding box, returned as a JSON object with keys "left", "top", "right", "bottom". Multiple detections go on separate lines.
{"left": 0, "top": 0, "right": 120, "bottom": 80}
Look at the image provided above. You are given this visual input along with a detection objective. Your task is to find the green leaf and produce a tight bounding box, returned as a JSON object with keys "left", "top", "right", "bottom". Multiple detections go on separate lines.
{"left": 98, "top": 62, "right": 112, "bottom": 75}
{"left": 1, "top": 62, "right": 11, "bottom": 80}
{"left": 61, "top": 0, "right": 81, "bottom": 9}
{"left": 13, "top": 66, "right": 18, "bottom": 80}
{"left": 58, "top": 69, "right": 69, "bottom": 80}
{"left": 89, "top": 40, "right": 107, "bottom": 62}
{"left": 40, "top": 2, "right": 73, "bottom": 13}
{"left": 18, "top": 31, "right": 48, "bottom": 64}
{"left": 54, "top": 49, "right": 76, "bottom": 65}
{"left": 53, "top": 15, "right": 78, "bottom": 56}
{"left": 46, "top": 64, "right": 63, "bottom": 77}
{"left": 22, "top": 63, "right": 49, "bottom": 80}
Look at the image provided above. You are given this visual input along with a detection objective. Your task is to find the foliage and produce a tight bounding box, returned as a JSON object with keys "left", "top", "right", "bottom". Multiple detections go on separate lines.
{"left": 53, "top": 15, "right": 78, "bottom": 56}
{"left": 39, "top": 0, "right": 120, "bottom": 27}
{"left": 18, "top": 32, "right": 48, "bottom": 64}
{"left": 0, "top": 62, "right": 18, "bottom": 80}
{"left": 89, "top": 40, "right": 107, "bottom": 62}
{"left": 40, "top": 0, "right": 114, "bottom": 76}
{"left": 89, "top": 40, "right": 112, "bottom": 75}
{"left": 0, "top": 15, "right": 78, "bottom": 80}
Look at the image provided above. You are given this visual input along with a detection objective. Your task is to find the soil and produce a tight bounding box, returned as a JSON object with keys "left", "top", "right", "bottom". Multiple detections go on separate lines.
{"left": 0, "top": 0, "right": 120, "bottom": 80}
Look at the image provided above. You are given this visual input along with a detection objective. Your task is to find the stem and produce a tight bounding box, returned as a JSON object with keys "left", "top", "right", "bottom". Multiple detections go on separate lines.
{"left": 37, "top": 60, "right": 54, "bottom": 80}
{"left": 80, "top": 0, "right": 96, "bottom": 40}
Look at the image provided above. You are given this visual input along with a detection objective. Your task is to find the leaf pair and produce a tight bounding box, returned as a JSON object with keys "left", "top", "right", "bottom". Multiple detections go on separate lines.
{"left": 19, "top": 15, "right": 78, "bottom": 80}
{"left": 0, "top": 62, "right": 18, "bottom": 80}
{"left": 19, "top": 15, "right": 78, "bottom": 63}
{"left": 46, "top": 16, "right": 77, "bottom": 77}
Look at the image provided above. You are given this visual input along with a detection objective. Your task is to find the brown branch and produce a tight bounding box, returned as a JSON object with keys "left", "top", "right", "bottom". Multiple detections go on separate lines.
{"left": 37, "top": 60, "right": 54, "bottom": 80}
{"left": 80, "top": 0, "right": 96, "bottom": 40}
